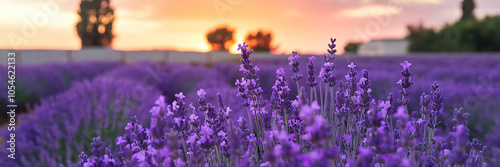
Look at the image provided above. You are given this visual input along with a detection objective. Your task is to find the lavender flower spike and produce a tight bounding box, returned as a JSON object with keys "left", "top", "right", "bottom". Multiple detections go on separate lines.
{"left": 306, "top": 56, "right": 318, "bottom": 87}
{"left": 237, "top": 42, "right": 263, "bottom": 97}
{"left": 322, "top": 38, "right": 337, "bottom": 87}
{"left": 397, "top": 60, "right": 413, "bottom": 105}
{"left": 345, "top": 62, "right": 358, "bottom": 97}
{"left": 327, "top": 38, "right": 337, "bottom": 55}
{"left": 289, "top": 51, "right": 303, "bottom": 82}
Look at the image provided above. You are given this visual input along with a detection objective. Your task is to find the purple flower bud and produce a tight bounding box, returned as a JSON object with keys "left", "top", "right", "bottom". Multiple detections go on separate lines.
{"left": 155, "top": 95, "right": 167, "bottom": 108}
{"left": 400, "top": 60, "right": 411, "bottom": 70}
{"left": 91, "top": 137, "right": 104, "bottom": 157}
{"left": 125, "top": 123, "right": 133, "bottom": 130}
{"left": 393, "top": 106, "right": 408, "bottom": 120}
{"left": 343, "top": 134, "right": 351, "bottom": 146}
{"left": 471, "top": 138, "right": 481, "bottom": 150}
{"left": 78, "top": 152, "right": 88, "bottom": 166}
{"left": 197, "top": 88, "right": 206, "bottom": 98}
{"left": 175, "top": 92, "right": 185, "bottom": 99}
{"left": 453, "top": 107, "right": 469, "bottom": 126}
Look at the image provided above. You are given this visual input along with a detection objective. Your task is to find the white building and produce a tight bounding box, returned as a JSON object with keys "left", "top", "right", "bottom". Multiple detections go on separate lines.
{"left": 357, "top": 39, "right": 409, "bottom": 56}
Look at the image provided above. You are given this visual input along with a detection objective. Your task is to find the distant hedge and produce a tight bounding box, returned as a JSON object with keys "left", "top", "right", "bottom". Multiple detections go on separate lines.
{"left": 407, "top": 15, "right": 500, "bottom": 52}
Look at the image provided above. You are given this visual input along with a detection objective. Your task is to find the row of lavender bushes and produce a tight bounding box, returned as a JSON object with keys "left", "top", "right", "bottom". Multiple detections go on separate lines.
{"left": 0, "top": 62, "right": 122, "bottom": 123}
{"left": 3, "top": 50, "right": 499, "bottom": 131}
{"left": 0, "top": 77, "right": 161, "bottom": 166}
{"left": 72, "top": 40, "right": 498, "bottom": 166}
{"left": 1, "top": 40, "right": 499, "bottom": 166}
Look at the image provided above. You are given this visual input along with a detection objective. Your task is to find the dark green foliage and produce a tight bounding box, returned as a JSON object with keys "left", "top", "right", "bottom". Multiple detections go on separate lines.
{"left": 206, "top": 26, "right": 235, "bottom": 51}
{"left": 245, "top": 30, "right": 276, "bottom": 52}
{"left": 76, "top": 0, "right": 115, "bottom": 47}
{"left": 406, "top": 23, "right": 438, "bottom": 52}
{"left": 344, "top": 42, "right": 361, "bottom": 53}
{"left": 407, "top": 15, "right": 500, "bottom": 52}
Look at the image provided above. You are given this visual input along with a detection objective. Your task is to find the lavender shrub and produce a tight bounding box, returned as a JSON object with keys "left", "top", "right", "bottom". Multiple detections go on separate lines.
{"left": 76, "top": 39, "right": 495, "bottom": 166}
{"left": 101, "top": 62, "right": 226, "bottom": 102}
{"left": 0, "top": 61, "right": 122, "bottom": 123}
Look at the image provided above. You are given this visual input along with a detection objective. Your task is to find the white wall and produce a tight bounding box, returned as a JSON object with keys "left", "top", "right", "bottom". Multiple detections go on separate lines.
{"left": 358, "top": 40, "right": 408, "bottom": 56}
{"left": 0, "top": 49, "right": 281, "bottom": 65}
{"left": 124, "top": 51, "right": 166, "bottom": 64}
{"left": 72, "top": 48, "right": 122, "bottom": 62}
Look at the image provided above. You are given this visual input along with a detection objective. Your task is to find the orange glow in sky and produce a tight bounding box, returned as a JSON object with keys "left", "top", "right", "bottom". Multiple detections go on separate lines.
{"left": 1, "top": 0, "right": 499, "bottom": 55}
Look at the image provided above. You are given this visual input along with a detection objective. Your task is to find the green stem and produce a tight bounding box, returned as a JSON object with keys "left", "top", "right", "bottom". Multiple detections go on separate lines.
{"left": 215, "top": 146, "right": 221, "bottom": 165}
{"left": 310, "top": 87, "right": 313, "bottom": 105}
{"left": 181, "top": 137, "right": 190, "bottom": 167}
{"left": 319, "top": 83, "right": 324, "bottom": 115}
{"left": 284, "top": 110, "right": 289, "bottom": 135}
{"left": 295, "top": 73, "right": 300, "bottom": 95}
{"left": 253, "top": 140, "right": 260, "bottom": 167}
{"left": 330, "top": 87, "right": 335, "bottom": 122}
{"left": 257, "top": 96, "right": 265, "bottom": 138}
{"left": 324, "top": 85, "right": 329, "bottom": 118}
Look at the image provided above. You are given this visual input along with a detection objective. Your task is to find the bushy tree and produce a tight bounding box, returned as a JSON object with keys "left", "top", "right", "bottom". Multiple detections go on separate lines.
{"left": 76, "top": 0, "right": 115, "bottom": 47}
{"left": 206, "top": 26, "right": 235, "bottom": 51}
{"left": 343, "top": 42, "right": 361, "bottom": 53}
{"left": 245, "top": 30, "right": 276, "bottom": 52}
{"left": 472, "top": 15, "right": 500, "bottom": 51}
{"left": 406, "top": 23, "right": 437, "bottom": 52}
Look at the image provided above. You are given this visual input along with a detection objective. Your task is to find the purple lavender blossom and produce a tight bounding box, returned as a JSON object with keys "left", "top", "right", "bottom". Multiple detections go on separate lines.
{"left": 327, "top": 38, "right": 337, "bottom": 55}
{"left": 357, "top": 69, "right": 371, "bottom": 112}
{"left": 59, "top": 38, "right": 499, "bottom": 167}
{"left": 0, "top": 77, "right": 160, "bottom": 166}
{"left": 270, "top": 68, "right": 291, "bottom": 118}
{"left": 288, "top": 51, "right": 303, "bottom": 82}
{"left": 236, "top": 42, "right": 264, "bottom": 110}
{"left": 306, "top": 56, "right": 318, "bottom": 88}
{"left": 321, "top": 38, "right": 338, "bottom": 87}
{"left": 345, "top": 62, "right": 358, "bottom": 97}
{"left": 397, "top": 60, "right": 414, "bottom": 105}
{"left": 0, "top": 61, "right": 122, "bottom": 124}
{"left": 451, "top": 125, "right": 470, "bottom": 165}
{"left": 430, "top": 81, "right": 445, "bottom": 115}
{"left": 80, "top": 137, "right": 122, "bottom": 167}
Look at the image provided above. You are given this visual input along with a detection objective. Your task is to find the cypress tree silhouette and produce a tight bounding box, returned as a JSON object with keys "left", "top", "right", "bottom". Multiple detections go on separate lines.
{"left": 460, "top": 0, "right": 476, "bottom": 21}
{"left": 76, "top": 0, "right": 115, "bottom": 47}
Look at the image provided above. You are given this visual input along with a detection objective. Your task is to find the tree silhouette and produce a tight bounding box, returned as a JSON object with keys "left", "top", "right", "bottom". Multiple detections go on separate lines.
{"left": 461, "top": 0, "right": 475, "bottom": 21}
{"left": 406, "top": 23, "right": 437, "bottom": 52}
{"left": 245, "top": 30, "right": 276, "bottom": 52}
{"left": 344, "top": 42, "right": 361, "bottom": 53}
{"left": 76, "top": 0, "right": 115, "bottom": 47}
{"left": 206, "top": 26, "right": 235, "bottom": 51}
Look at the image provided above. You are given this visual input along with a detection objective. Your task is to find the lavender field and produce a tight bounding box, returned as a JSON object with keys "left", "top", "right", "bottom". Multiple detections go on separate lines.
{"left": 1, "top": 42, "right": 500, "bottom": 166}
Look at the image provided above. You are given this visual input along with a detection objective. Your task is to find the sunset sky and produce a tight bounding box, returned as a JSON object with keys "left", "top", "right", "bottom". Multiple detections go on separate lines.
{"left": 1, "top": 0, "right": 499, "bottom": 54}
